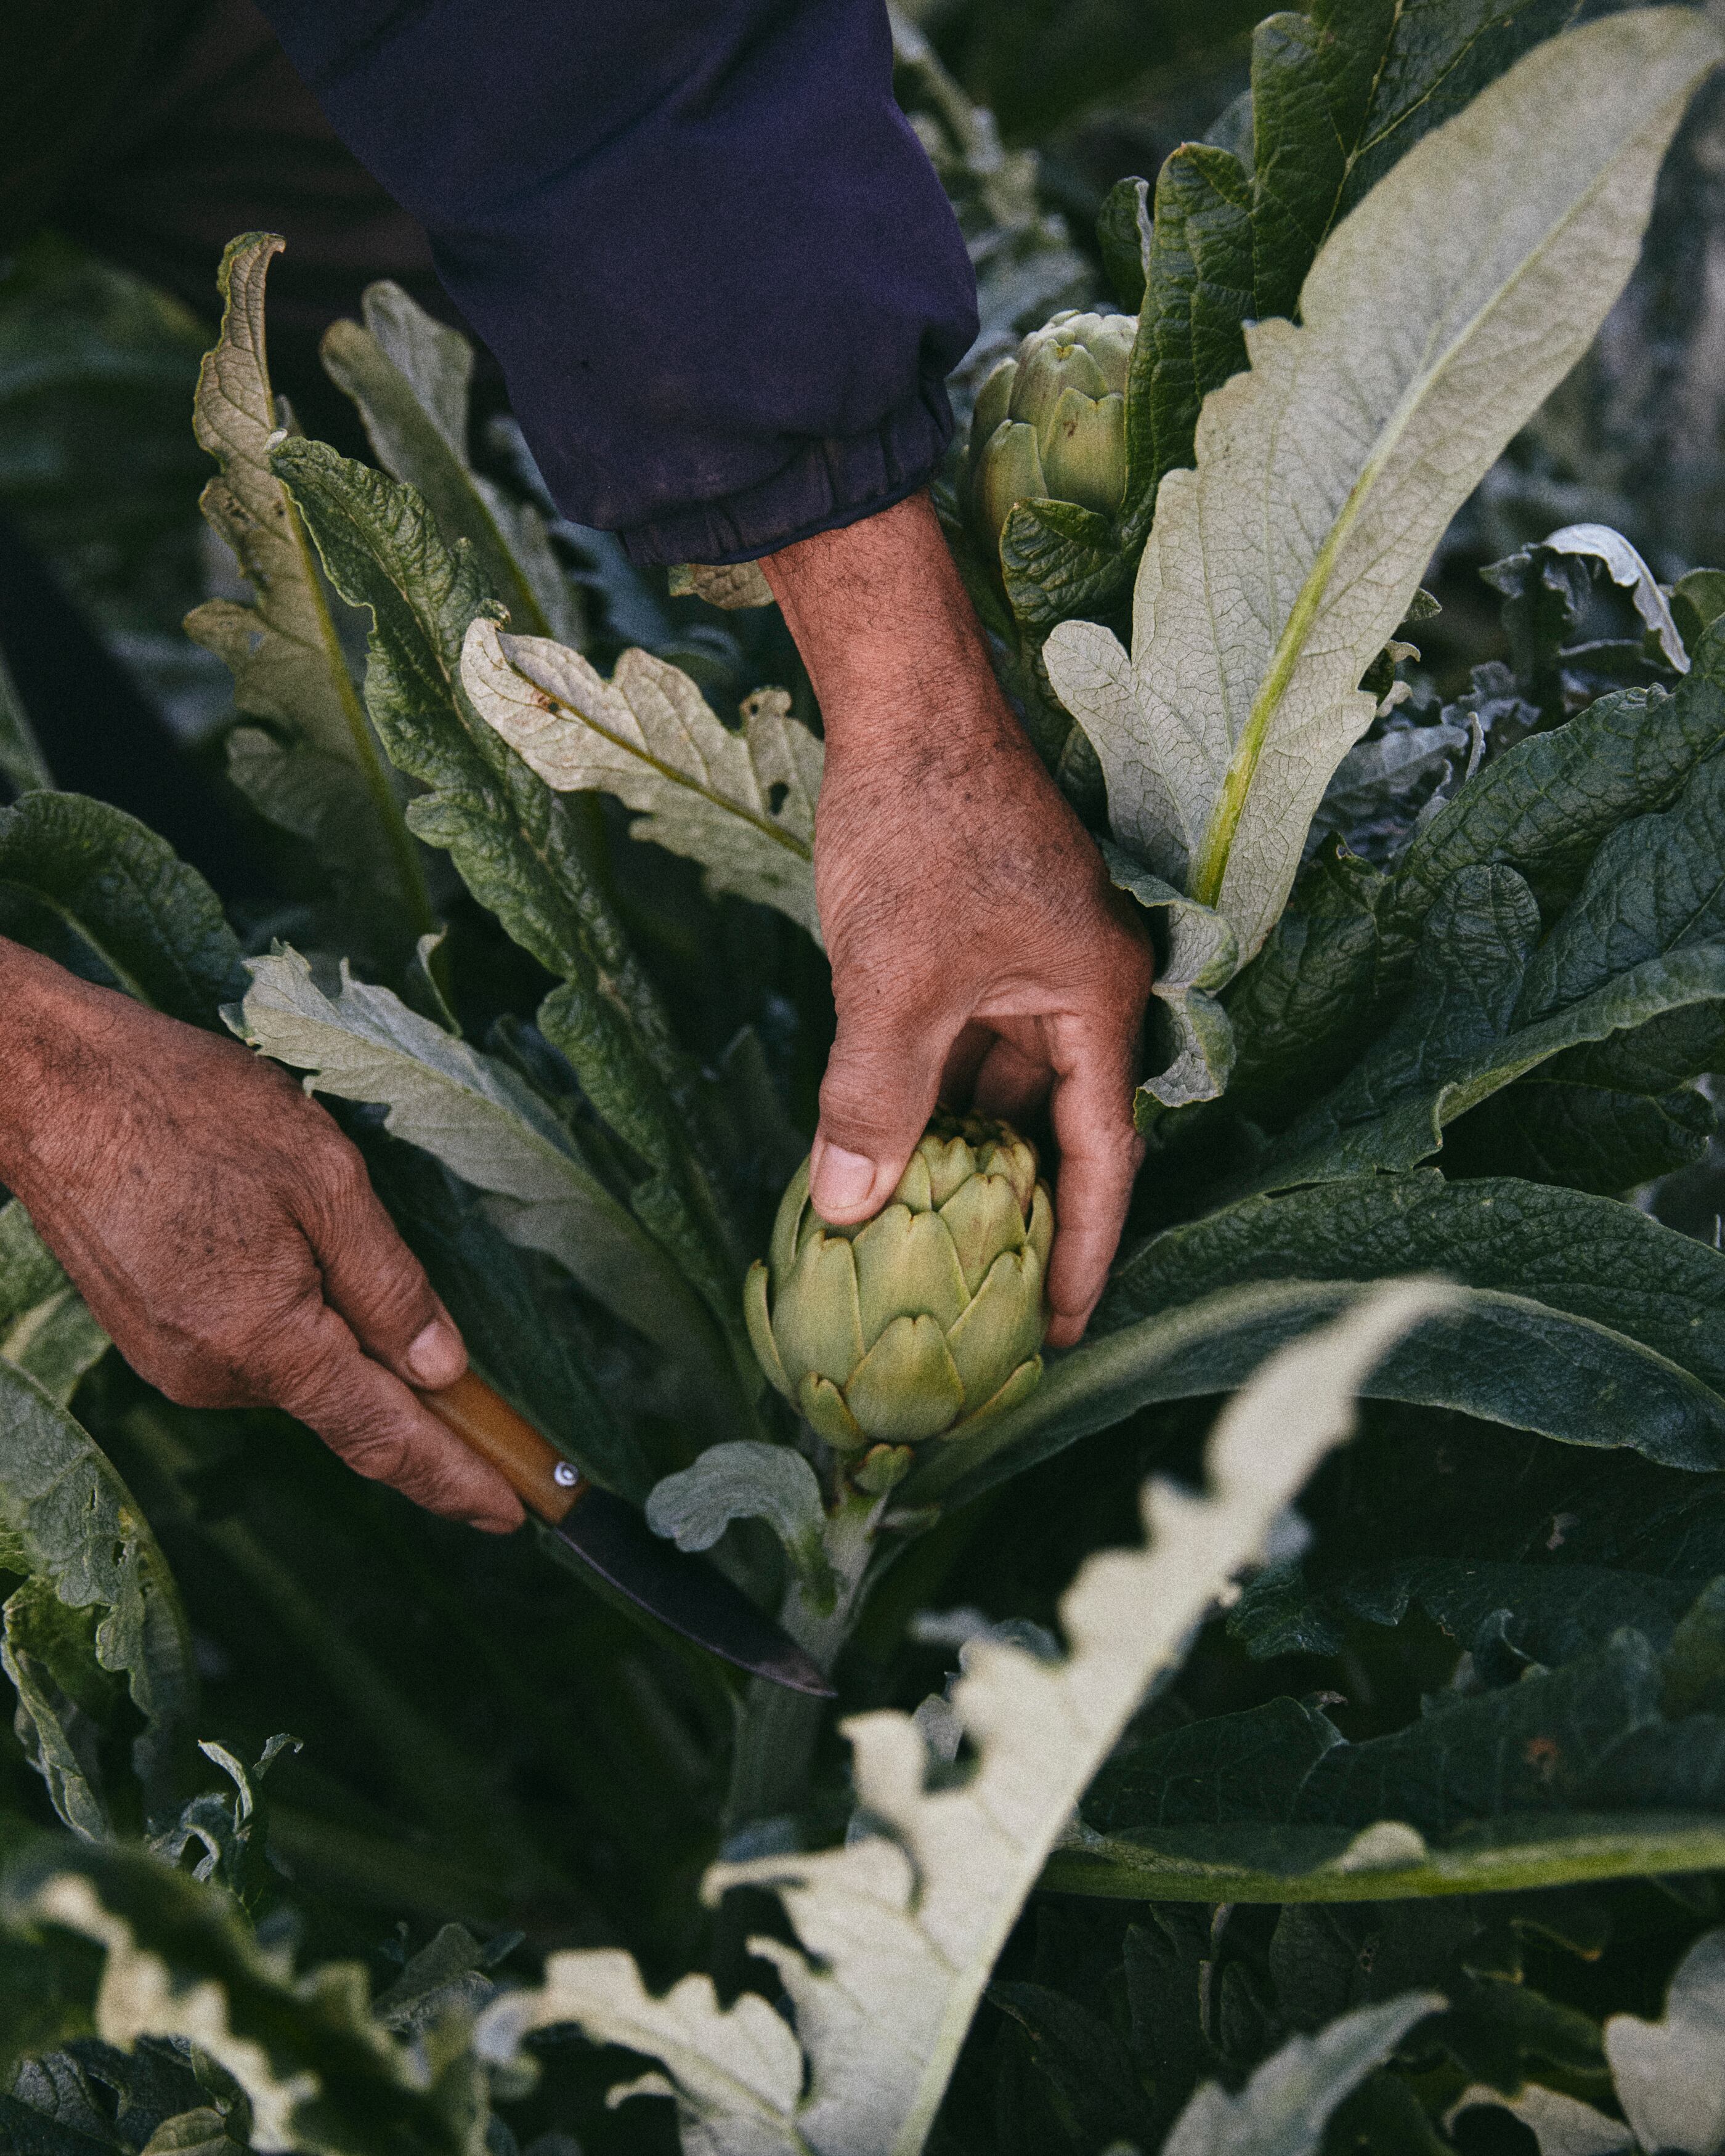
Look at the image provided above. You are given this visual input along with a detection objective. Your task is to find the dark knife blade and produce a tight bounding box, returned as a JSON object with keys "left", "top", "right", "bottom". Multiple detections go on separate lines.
{"left": 418, "top": 1371, "right": 834, "bottom": 1698}
{"left": 551, "top": 1483, "right": 834, "bottom": 1695}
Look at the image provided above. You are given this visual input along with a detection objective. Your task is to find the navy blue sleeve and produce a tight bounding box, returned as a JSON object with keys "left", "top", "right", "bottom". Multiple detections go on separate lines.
{"left": 255, "top": 0, "right": 979, "bottom": 565}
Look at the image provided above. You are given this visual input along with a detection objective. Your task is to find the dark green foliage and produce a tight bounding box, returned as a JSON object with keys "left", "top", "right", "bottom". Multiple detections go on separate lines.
{"left": 0, "top": 237, "right": 211, "bottom": 645}
{"left": 1102, "top": 1173, "right": 1725, "bottom": 1467}
{"left": 935, "top": 1876, "right": 1712, "bottom": 2154}
{"left": 1223, "top": 627, "right": 1725, "bottom": 1138}
{"left": 5, "top": 9, "right": 1725, "bottom": 2152}
{"left": 0, "top": 2034, "right": 248, "bottom": 2155}
{"left": 0, "top": 793, "right": 246, "bottom": 1026}
{"left": 272, "top": 445, "right": 751, "bottom": 1379}
{"left": 2, "top": 1843, "right": 481, "bottom": 2156}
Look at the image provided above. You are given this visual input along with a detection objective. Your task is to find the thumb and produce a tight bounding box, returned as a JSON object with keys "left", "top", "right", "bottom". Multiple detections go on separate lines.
{"left": 811, "top": 997, "right": 949, "bottom": 1223}
{"left": 299, "top": 1145, "right": 467, "bottom": 1390}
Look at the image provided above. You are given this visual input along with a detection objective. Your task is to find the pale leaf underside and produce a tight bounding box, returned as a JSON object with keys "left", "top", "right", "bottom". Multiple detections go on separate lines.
{"left": 184, "top": 233, "right": 368, "bottom": 766}
{"left": 1046, "top": 12, "right": 1723, "bottom": 980}
{"left": 475, "top": 1285, "right": 1454, "bottom": 2156}
{"left": 1103, "top": 845, "right": 1238, "bottom": 1109}
{"left": 462, "top": 619, "right": 823, "bottom": 943}
{"left": 237, "top": 946, "right": 712, "bottom": 1372}
{"left": 1164, "top": 1993, "right": 1443, "bottom": 2156}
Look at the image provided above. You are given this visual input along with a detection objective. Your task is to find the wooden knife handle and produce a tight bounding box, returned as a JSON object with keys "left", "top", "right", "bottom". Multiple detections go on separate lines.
{"left": 416, "top": 1371, "right": 584, "bottom": 1525}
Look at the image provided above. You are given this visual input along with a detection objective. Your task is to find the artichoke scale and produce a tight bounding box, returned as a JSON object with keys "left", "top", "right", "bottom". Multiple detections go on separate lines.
{"left": 939, "top": 1170, "right": 1028, "bottom": 1295}
{"left": 845, "top": 1314, "right": 966, "bottom": 1443}
{"left": 775, "top": 1231, "right": 866, "bottom": 1388}
{"left": 798, "top": 1371, "right": 868, "bottom": 1452}
{"left": 946, "top": 1246, "right": 1045, "bottom": 1409}
{"left": 853, "top": 1205, "right": 968, "bottom": 1345}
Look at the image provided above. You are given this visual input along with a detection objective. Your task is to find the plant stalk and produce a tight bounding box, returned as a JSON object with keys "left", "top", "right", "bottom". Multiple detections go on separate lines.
{"left": 723, "top": 1487, "right": 879, "bottom": 1836}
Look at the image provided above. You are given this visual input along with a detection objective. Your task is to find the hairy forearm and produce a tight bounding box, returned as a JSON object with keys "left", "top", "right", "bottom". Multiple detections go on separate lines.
{"left": 763, "top": 492, "right": 1021, "bottom": 760}
{"left": 0, "top": 939, "right": 99, "bottom": 1177}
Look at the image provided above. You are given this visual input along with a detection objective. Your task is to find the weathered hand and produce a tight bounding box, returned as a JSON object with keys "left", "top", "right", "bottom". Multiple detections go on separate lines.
{"left": 0, "top": 940, "right": 523, "bottom": 1531}
{"left": 764, "top": 492, "right": 1153, "bottom": 1347}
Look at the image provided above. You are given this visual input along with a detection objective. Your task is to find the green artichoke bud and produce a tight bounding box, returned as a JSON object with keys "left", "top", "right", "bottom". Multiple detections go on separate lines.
{"left": 965, "top": 309, "right": 1135, "bottom": 561}
{"left": 745, "top": 1112, "right": 1052, "bottom": 1451}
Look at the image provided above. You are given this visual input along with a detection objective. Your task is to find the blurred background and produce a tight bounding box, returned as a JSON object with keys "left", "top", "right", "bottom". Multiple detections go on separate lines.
{"left": 6, "top": 0, "right": 1724, "bottom": 795}
{"left": 0, "top": 0, "right": 1715, "bottom": 920}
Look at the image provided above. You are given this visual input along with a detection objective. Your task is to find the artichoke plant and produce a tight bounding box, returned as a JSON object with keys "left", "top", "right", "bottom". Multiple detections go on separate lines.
{"left": 745, "top": 1113, "right": 1052, "bottom": 1449}
{"left": 965, "top": 309, "right": 1134, "bottom": 561}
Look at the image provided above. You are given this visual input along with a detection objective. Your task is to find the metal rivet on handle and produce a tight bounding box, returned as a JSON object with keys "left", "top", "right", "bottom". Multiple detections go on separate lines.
{"left": 553, "top": 1462, "right": 579, "bottom": 1487}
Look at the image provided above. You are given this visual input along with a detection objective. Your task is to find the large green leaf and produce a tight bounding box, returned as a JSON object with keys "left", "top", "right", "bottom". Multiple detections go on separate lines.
{"left": 237, "top": 946, "right": 729, "bottom": 1407}
{"left": 1223, "top": 636, "right": 1725, "bottom": 1133}
{"left": 182, "top": 234, "right": 428, "bottom": 939}
{"left": 0, "top": 1203, "right": 107, "bottom": 1409}
{"left": 269, "top": 445, "right": 647, "bottom": 1032}
{"left": 1217, "top": 845, "right": 1398, "bottom": 1129}
{"left": 1047, "top": 12, "right": 1720, "bottom": 981}
{"left": 1233, "top": 1395, "right": 1725, "bottom": 1635}
{"left": 271, "top": 442, "right": 749, "bottom": 1371}
{"left": 1246, "top": 735, "right": 1725, "bottom": 1190}
{"left": 0, "top": 793, "right": 245, "bottom": 1027}
{"left": 1102, "top": 1173, "right": 1725, "bottom": 1466}
{"left": 1120, "top": 0, "right": 1581, "bottom": 545}
{"left": 1007, "top": 1, "right": 1581, "bottom": 646}
{"left": 0, "top": 1363, "right": 194, "bottom": 1837}
{"left": 1060, "top": 1631, "right": 1725, "bottom": 1906}
{"left": 320, "top": 280, "right": 581, "bottom": 645}
{"left": 1233, "top": 1553, "right": 1700, "bottom": 1672}
{"left": 1392, "top": 659, "right": 1725, "bottom": 938}
{"left": 1439, "top": 1011, "right": 1725, "bottom": 1196}
{"left": 907, "top": 1173, "right": 1725, "bottom": 1517}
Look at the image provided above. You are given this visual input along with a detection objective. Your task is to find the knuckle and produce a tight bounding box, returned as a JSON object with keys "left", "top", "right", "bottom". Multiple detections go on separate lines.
{"left": 364, "top": 1270, "right": 436, "bottom": 1344}
{"left": 309, "top": 1135, "right": 368, "bottom": 1207}
{"left": 819, "top": 1076, "right": 929, "bottom": 1152}
{"left": 335, "top": 1425, "right": 417, "bottom": 1488}
{"left": 136, "top": 1336, "right": 246, "bottom": 1410}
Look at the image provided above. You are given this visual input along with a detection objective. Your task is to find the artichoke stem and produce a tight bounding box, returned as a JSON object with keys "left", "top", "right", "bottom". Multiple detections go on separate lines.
{"left": 722, "top": 1483, "right": 879, "bottom": 1834}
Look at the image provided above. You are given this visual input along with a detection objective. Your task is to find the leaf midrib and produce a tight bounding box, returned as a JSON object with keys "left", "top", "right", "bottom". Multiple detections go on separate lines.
{"left": 1190, "top": 83, "right": 1645, "bottom": 910}
{"left": 530, "top": 673, "right": 811, "bottom": 862}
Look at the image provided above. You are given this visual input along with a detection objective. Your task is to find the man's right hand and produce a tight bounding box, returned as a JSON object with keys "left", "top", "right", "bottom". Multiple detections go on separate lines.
{"left": 0, "top": 939, "right": 524, "bottom": 1532}
{"left": 763, "top": 493, "right": 1153, "bottom": 1346}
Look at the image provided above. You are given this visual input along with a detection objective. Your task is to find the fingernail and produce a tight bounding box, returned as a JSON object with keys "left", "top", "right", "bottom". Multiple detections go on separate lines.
{"left": 406, "top": 1318, "right": 465, "bottom": 1389}
{"left": 812, "top": 1142, "right": 877, "bottom": 1214}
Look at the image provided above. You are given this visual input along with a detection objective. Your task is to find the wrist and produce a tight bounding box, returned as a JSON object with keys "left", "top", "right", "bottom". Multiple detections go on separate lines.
{"left": 763, "top": 492, "right": 1017, "bottom": 756}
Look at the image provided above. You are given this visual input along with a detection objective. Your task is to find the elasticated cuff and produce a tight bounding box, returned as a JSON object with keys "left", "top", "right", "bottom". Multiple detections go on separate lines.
{"left": 617, "top": 372, "right": 957, "bottom": 568}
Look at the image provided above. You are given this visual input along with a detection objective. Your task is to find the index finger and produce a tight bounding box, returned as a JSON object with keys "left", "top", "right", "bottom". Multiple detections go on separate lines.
{"left": 1042, "top": 1012, "right": 1145, "bottom": 1349}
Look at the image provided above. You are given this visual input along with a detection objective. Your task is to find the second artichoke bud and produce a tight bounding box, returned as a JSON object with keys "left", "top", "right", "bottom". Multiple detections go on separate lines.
{"left": 745, "top": 1112, "right": 1052, "bottom": 1451}
{"left": 965, "top": 309, "right": 1135, "bottom": 568}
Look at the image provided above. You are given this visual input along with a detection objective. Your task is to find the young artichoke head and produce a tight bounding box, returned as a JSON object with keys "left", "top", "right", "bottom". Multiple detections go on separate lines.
{"left": 745, "top": 1112, "right": 1052, "bottom": 1451}
{"left": 965, "top": 309, "right": 1135, "bottom": 567}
